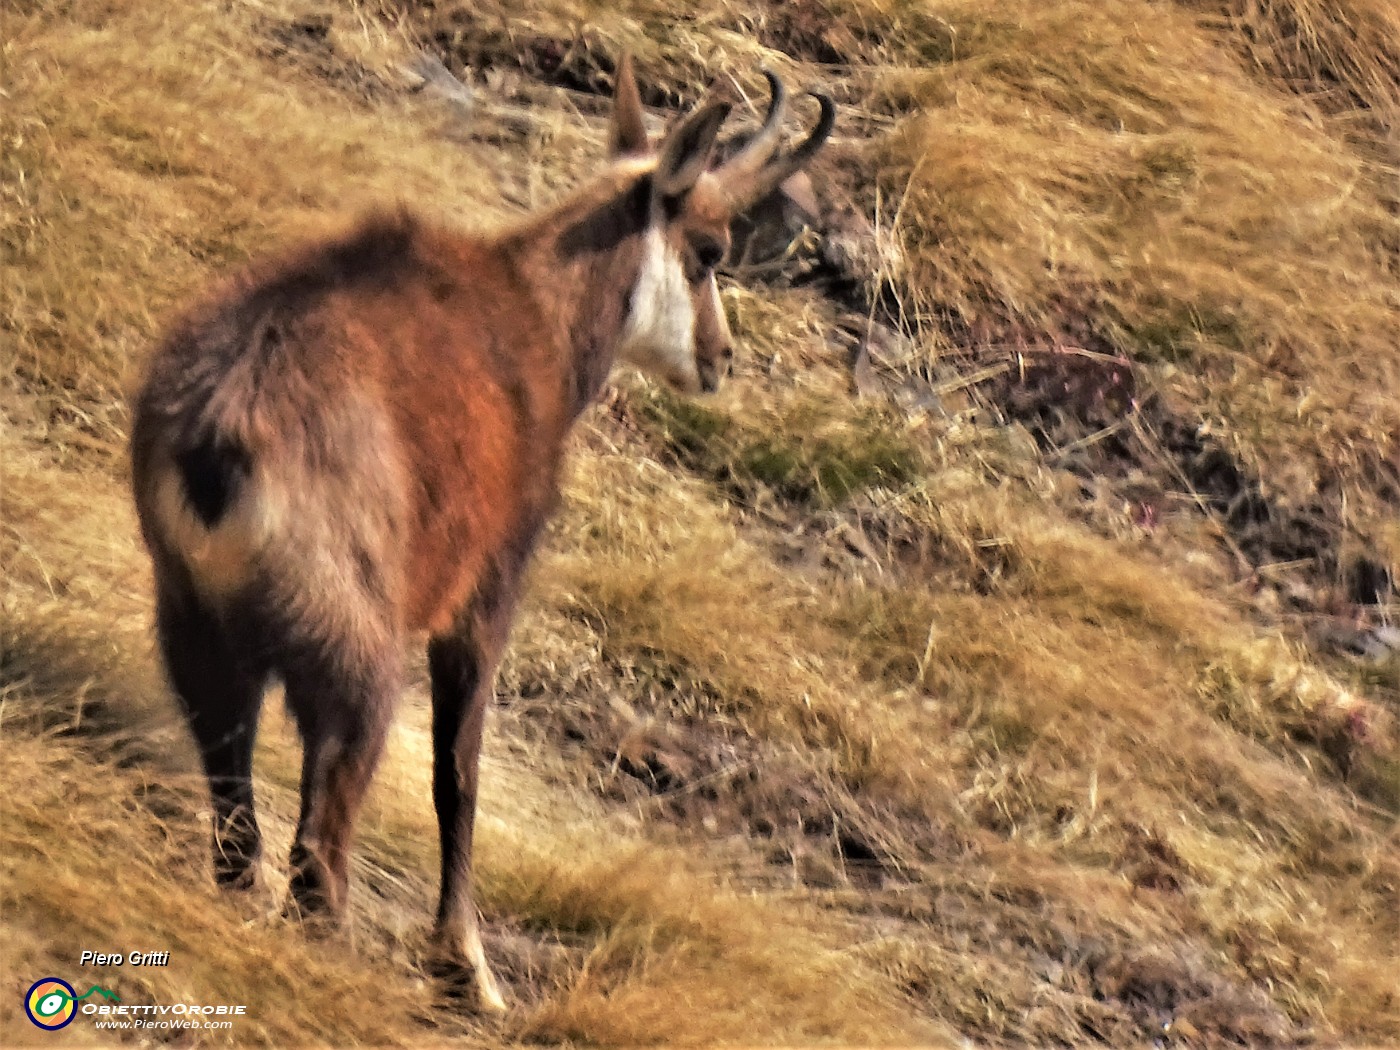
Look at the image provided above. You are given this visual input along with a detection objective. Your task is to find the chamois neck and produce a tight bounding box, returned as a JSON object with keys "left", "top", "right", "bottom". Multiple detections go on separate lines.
{"left": 503, "top": 164, "right": 657, "bottom": 419}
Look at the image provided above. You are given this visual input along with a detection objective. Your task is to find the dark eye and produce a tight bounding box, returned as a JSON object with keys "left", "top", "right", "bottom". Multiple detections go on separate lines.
{"left": 689, "top": 236, "right": 725, "bottom": 275}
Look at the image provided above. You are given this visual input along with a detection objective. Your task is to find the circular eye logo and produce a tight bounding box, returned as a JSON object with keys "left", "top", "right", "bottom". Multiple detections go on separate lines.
{"left": 25, "top": 978, "right": 77, "bottom": 1030}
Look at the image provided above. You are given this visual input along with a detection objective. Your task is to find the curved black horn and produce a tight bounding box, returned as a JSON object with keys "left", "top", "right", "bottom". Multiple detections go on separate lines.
{"left": 776, "top": 92, "right": 836, "bottom": 179}
{"left": 711, "top": 70, "right": 788, "bottom": 193}
{"left": 719, "top": 90, "right": 835, "bottom": 211}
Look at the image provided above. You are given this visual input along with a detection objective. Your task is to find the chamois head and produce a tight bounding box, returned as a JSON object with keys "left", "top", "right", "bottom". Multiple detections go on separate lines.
{"left": 606, "top": 55, "right": 835, "bottom": 394}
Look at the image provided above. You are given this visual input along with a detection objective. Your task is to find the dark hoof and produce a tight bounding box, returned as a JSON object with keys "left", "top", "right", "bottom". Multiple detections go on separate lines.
{"left": 212, "top": 844, "right": 262, "bottom": 890}
{"left": 285, "top": 844, "right": 344, "bottom": 921}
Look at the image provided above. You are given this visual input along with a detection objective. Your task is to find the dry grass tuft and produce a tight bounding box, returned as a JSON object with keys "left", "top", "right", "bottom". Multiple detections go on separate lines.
{"left": 868, "top": 0, "right": 1399, "bottom": 535}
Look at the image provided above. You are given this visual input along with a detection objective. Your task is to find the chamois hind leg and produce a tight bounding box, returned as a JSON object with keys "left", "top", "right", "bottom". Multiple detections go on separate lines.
{"left": 426, "top": 568, "right": 518, "bottom": 1013}
{"left": 156, "top": 580, "right": 267, "bottom": 889}
{"left": 281, "top": 635, "right": 400, "bottom": 920}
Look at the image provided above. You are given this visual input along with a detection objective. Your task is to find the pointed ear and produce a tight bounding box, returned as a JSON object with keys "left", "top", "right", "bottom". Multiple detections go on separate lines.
{"left": 654, "top": 100, "right": 731, "bottom": 198}
{"left": 608, "top": 53, "right": 650, "bottom": 157}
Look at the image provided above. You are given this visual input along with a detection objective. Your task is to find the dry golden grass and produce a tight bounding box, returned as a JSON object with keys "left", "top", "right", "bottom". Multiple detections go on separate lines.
{"left": 534, "top": 425, "right": 1400, "bottom": 1040}
{"left": 867, "top": 0, "right": 1400, "bottom": 537}
{"left": 3, "top": 0, "right": 1398, "bottom": 1046}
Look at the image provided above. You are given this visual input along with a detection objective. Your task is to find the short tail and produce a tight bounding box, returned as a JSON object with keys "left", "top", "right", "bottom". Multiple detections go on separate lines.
{"left": 173, "top": 432, "right": 251, "bottom": 527}
{"left": 141, "top": 429, "right": 280, "bottom": 603}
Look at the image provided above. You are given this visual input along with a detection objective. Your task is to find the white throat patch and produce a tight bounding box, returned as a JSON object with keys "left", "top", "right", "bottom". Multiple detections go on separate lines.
{"left": 617, "top": 227, "right": 699, "bottom": 389}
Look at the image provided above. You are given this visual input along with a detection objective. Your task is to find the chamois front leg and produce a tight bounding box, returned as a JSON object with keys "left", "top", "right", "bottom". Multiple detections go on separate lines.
{"left": 426, "top": 589, "right": 515, "bottom": 1015}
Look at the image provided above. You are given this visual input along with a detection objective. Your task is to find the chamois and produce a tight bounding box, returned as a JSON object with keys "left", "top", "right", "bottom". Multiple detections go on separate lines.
{"left": 129, "top": 55, "right": 833, "bottom": 1010}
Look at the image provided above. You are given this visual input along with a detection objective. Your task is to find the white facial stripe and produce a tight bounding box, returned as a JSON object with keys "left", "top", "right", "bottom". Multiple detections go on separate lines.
{"left": 618, "top": 227, "right": 699, "bottom": 388}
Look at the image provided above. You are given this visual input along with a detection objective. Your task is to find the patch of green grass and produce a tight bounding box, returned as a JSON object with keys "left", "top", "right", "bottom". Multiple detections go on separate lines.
{"left": 630, "top": 382, "right": 922, "bottom": 507}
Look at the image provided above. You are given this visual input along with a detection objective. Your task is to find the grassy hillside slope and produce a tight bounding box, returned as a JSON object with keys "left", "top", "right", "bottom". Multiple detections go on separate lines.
{"left": 3, "top": 0, "right": 1397, "bottom": 1046}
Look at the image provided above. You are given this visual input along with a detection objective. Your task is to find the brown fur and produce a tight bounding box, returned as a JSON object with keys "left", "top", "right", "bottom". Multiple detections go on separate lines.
{"left": 129, "top": 59, "right": 831, "bottom": 1012}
